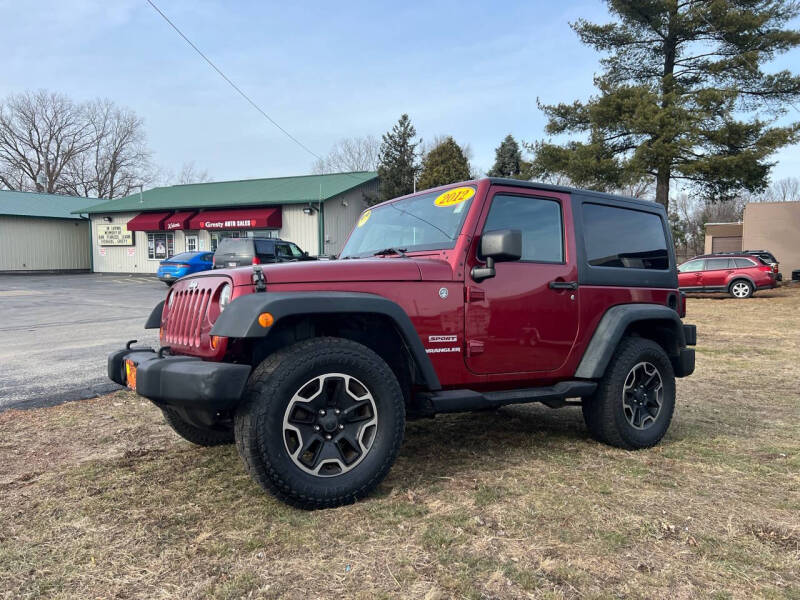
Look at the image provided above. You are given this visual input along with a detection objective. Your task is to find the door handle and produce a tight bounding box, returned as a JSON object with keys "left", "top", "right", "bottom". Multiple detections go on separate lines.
{"left": 548, "top": 280, "right": 578, "bottom": 290}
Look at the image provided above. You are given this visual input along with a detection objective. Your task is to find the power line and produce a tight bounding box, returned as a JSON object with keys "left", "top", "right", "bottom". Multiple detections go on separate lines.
{"left": 145, "top": 0, "right": 324, "bottom": 162}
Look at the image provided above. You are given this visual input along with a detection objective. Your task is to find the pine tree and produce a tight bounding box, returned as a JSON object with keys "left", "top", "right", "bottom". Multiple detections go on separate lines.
{"left": 530, "top": 0, "right": 800, "bottom": 210}
{"left": 377, "top": 114, "right": 420, "bottom": 203}
{"left": 487, "top": 134, "right": 524, "bottom": 178}
{"left": 417, "top": 137, "right": 472, "bottom": 191}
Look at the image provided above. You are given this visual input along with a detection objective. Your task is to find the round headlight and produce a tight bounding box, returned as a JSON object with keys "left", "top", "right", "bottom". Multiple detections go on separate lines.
{"left": 219, "top": 284, "right": 232, "bottom": 311}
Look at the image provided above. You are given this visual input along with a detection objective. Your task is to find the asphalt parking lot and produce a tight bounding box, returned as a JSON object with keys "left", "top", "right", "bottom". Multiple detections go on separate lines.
{"left": 0, "top": 273, "right": 164, "bottom": 411}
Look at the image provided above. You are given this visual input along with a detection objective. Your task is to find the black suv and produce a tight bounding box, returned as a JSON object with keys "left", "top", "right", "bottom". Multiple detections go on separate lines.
{"left": 213, "top": 237, "right": 312, "bottom": 268}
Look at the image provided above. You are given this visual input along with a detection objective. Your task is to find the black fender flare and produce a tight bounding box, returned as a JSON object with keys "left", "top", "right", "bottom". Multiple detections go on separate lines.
{"left": 210, "top": 291, "right": 441, "bottom": 391}
{"left": 144, "top": 300, "right": 165, "bottom": 329}
{"left": 574, "top": 303, "right": 687, "bottom": 379}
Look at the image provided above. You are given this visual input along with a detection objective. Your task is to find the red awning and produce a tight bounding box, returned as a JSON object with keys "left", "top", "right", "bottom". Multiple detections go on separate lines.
{"left": 163, "top": 211, "right": 197, "bottom": 231}
{"left": 188, "top": 207, "right": 282, "bottom": 230}
{"left": 126, "top": 211, "right": 172, "bottom": 231}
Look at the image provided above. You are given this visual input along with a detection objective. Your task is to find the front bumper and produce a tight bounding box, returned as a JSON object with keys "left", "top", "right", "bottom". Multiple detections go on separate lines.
{"left": 108, "top": 347, "right": 251, "bottom": 410}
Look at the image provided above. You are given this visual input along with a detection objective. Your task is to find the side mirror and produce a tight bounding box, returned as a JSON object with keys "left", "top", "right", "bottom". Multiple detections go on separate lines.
{"left": 471, "top": 229, "right": 522, "bottom": 282}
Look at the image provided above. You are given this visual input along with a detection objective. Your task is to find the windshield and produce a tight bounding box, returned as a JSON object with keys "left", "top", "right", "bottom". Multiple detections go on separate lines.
{"left": 339, "top": 186, "right": 476, "bottom": 258}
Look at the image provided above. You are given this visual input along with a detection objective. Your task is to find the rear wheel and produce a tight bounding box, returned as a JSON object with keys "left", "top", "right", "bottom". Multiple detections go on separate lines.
{"left": 235, "top": 337, "right": 405, "bottom": 509}
{"left": 582, "top": 337, "right": 675, "bottom": 450}
{"left": 161, "top": 407, "right": 234, "bottom": 446}
{"left": 729, "top": 279, "right": 753, "bottom": 299}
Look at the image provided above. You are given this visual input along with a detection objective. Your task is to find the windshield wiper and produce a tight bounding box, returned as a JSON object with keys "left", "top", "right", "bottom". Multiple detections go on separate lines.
{"left": 373, "top": 247, "right": 407, "bottom": 257}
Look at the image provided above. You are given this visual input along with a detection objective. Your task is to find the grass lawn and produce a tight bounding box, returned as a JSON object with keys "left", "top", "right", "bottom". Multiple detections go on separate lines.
{"left": 1, "top": 286, "right": 798, "bottom": 599}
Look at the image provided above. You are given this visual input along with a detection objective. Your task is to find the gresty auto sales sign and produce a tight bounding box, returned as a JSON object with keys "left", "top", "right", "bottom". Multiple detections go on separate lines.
{"left": 200, "top": 219, "right": 254, "bottom": 229}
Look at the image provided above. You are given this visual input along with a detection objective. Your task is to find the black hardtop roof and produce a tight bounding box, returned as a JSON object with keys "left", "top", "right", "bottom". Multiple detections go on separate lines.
{"left": 371, "top": 178, "right": 666, "bottom": 215}
{"left": 485, "top": 177, "right": 665, "bottom": 213}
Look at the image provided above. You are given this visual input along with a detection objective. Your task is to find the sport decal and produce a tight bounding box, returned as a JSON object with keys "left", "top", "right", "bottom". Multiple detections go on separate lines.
{"left": 428, "top": 335, "right": 457, "bottom": 343}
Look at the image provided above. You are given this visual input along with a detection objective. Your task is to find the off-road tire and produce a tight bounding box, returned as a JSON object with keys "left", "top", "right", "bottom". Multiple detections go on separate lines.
{"left": 582, "top": 337, "right": 675, "bottom": 450}
{"left": 235, "top": 337, "right": 405, "bottom": 509}
{"left": 728, "top": 279, "right": 754, "bottom": 299}
{"left": 161, "top": 407, "right": 235, "bottom": 446}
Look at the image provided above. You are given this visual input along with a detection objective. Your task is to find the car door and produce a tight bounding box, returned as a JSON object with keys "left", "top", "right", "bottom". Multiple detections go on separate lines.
{"left": 464, "top": 187, "right": 579, "bottom": 374}
{"left": 703, "top": 257, "right": 733, "bottom": 290}
{"left": 678, "top": 259, "right": 705, "bottom": 290}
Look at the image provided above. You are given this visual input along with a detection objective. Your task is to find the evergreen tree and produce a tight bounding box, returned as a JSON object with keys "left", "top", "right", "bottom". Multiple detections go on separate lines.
{"left": 417, "top": 137, "right": 471, "bottom": 191}
{"left": 377, "top": 114, "right": 420, "bottom": 203}
{"left": 530, "top": 0, "right": 800, "bottom": 210}
{"left": 487, "top": 134, "right": 524, "bottom": 178}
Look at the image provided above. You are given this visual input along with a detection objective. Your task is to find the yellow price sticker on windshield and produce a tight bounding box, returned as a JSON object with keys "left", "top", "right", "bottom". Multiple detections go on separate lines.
{"left": 434, "top": 187, "right": 475, "bottom": 207}
{"left": 357, "top": 210, "right": 371, "bottom": 227}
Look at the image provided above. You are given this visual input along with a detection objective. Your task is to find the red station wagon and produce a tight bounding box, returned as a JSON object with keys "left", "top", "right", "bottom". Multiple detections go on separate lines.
{"left": 678, "top": 254, "right": 777, "bottom": 298}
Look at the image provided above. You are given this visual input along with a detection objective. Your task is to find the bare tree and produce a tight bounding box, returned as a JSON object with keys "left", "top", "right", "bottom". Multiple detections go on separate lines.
{"left": 155, "top": 161, "right": 213, "bottom": 186}
{"left": 744, "top": 177, "right": 800, "bottom": 203}
{"left": 0, "top": 90, "right": 95, "bottom": 193}
{"left": 312, "top": 135, "right": 380, "bottom": 174}
{"left": 176, "top": 161, "right": 212, "bottom": 184}
{"left": 62, "top": 99, "right": 152, "bottom": 198}
{"left": 0, "top": 91, "right": 155, "bottom": 199}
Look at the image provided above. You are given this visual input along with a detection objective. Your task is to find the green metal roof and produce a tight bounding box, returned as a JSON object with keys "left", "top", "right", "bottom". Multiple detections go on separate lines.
{"left": 0, "top": 190, "right": 89, "bottom": 220}
{"left": 73, "top": 171, "right": 378, "bottom": 214}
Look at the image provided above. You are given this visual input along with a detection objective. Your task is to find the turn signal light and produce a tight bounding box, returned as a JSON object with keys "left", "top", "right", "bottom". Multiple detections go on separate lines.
{"left": 257, "top": 312, "right": 274, "bottom": 328}
{"left": 210, "top": 335, "right": 222, "bottom": 349}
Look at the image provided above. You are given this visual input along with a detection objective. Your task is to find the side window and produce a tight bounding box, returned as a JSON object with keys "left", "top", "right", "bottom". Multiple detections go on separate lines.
{"left": 679, "top": 259, "right": 705, "bottom": 273}
{"left": 706, "top": 258, "right": 732, "bottom": 270}
{"left": 483, "top": 194, "right": 563, "bottom": 262}
{"left": 254, "top": 240, "right": 275, "bottom": 261}
{"left": 734, "top": 258, "right": 755, "bottom": 268}
{"left": 276, "top": 243, "right": 293, "bottom": 259}
{"left": 583, "top": 204, "right": 669, "bottom": 270}
{"left": 289, "top": 243, "right": 304, "bottom": 258}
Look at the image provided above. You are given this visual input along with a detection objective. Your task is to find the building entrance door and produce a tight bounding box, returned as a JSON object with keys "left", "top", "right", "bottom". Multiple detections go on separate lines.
{"left": 185, "top": 234, "right": 199, "bottom": 252}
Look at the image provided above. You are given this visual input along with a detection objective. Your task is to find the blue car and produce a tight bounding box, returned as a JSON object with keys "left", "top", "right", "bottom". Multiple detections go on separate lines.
{"left": 156, "top": 251, "right": 214, "bottom": 285}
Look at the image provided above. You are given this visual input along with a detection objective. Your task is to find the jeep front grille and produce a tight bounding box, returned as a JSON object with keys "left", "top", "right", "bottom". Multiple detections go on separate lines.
{"left": 163, "top": 287, "right": 212, "bottom": 347}
{"left": 161, "top": 276, "right": 230, "bottom": 356}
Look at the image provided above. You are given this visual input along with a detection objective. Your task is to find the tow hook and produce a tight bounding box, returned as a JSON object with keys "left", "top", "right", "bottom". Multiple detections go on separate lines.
{"left": 252, "top": 265, "right": 266, "bottom": 292}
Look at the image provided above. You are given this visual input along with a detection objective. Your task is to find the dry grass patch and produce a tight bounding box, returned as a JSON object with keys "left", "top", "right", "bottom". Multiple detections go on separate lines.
{"left": 1, "top": 286, "right": 799, "bottom": 599}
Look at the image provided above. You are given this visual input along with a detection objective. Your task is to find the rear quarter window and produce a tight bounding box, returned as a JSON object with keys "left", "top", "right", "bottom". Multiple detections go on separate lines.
{"left": 582, "top": 203, "right": 669, "bottom": 270}
{"left": 215, "top": 239, "right": 252, "bottom": 255}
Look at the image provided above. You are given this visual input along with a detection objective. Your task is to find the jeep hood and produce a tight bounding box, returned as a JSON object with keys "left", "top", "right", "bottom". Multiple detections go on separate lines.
{"left": 224, "top": 257, "right": 454, "bottom": 285}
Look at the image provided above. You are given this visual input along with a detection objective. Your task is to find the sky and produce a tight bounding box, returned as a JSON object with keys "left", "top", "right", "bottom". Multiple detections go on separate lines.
{"left": 1, "top": 0, "right": 799, "bottom": 188}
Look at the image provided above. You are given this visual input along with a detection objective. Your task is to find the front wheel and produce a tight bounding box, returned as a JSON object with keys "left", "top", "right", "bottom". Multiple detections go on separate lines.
{"left": 235, "top": 337, "right": 405, "bottom": 509}
{"left": 582, "top": 337, "right": 676, "bottom": 450}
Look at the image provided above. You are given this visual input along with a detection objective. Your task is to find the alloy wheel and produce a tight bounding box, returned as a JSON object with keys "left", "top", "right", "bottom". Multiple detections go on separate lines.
{"left": 282, "top": 373, "right": 378, "bottom": 477}
{"left": 731, "top": 282, "right": 751, "bottom": 298}
{"left": 622, "top": 361, "right": 663, "bottom": 430}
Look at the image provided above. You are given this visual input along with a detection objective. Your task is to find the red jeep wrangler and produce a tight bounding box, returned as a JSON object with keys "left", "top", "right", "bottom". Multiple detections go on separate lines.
{"left": 109, "top": 179, "right": 696, "bottom": 509}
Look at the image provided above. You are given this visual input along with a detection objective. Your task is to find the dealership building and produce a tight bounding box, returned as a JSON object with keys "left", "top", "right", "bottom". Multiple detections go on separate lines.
{"left": 75, "top": 171, "right": 377, "bottom": 273}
